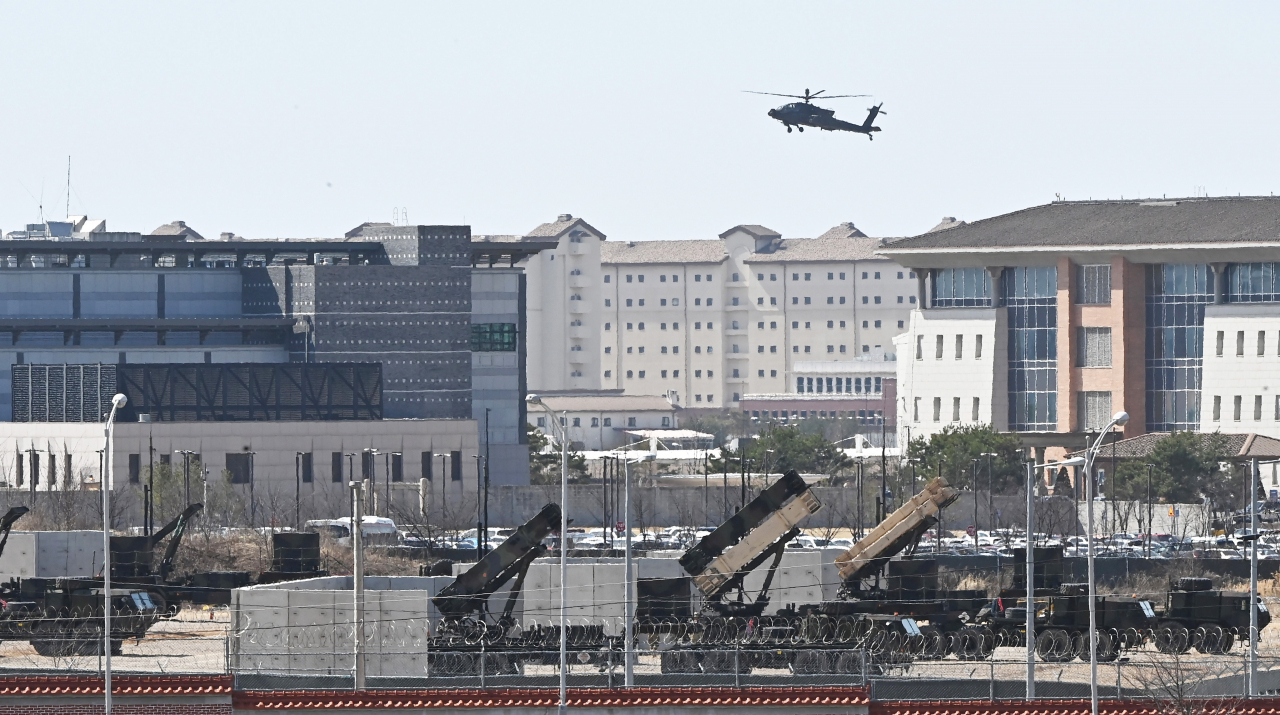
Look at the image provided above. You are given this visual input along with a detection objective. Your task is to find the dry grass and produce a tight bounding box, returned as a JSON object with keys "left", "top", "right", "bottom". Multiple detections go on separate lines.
{"left": 170, "top": 531, "right": 421, "bottom": 579}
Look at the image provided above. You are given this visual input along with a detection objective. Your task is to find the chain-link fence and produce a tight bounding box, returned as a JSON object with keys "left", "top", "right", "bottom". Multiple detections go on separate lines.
{"left": 6, "top": 606, "right": 1280, "bottom": 704}
{"left": 0, "top": 607, "right": 228, "bottom": 676}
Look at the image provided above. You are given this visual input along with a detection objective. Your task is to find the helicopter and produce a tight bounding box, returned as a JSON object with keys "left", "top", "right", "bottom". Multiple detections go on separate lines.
{"left": 745, "top": 88, "right": 885, "bottom": 139}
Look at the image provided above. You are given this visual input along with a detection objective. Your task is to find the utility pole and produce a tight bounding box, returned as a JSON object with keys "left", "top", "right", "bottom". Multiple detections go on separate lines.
{"left": 349, "top": 478, "right": 366, "bottom": 691}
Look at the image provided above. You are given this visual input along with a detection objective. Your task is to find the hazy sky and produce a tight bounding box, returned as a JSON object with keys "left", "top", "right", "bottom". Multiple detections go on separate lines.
{"left": 2, "top": 2, "right": 1278, "bottom": 241}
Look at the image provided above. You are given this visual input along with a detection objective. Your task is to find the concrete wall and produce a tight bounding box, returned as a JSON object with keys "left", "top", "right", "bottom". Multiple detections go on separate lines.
{"left": 232, "top": 575, "right": 451, "bottom": 676}
{"left": 895, "top": 307, "right": 1000, "bottom": 448}
{"left": 0, "top": 529, "right": 101, "bottom": 579}
{"left": 1200, "top": 303, "right": 1280, "bottom": 438}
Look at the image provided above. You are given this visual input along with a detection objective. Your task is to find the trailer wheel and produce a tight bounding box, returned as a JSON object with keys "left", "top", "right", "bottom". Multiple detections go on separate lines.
{"left": 1155, "top": 622, "right": 1191, "bottom": 654}
{"left": 918, "top": 625, "right": 946, "bottom": 660}
{"left": 1196, "top": 624, "right": 1226, "bottom": 655}
{"left": 1094, "top": 630, "right": 1118, "bottom": 663}
{"left": 956, "top": 626, "right": 992, "bottom": 661}
{"left": 1069, "top": 631, "right": 1087, "bottom": 661}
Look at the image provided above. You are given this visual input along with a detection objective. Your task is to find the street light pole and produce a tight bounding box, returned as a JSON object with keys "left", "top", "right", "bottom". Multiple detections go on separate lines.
{"left": 1082, "top": 411, "right": 1130, "bottom": 715}
{"left": 102, "top": 393, "right": 127, "bottom": 715}
{"left": 527, "top": 395, "right": 569, "bottom": 715}
{"left": 1023, "top": 455, "right": 1083, "bottom": 701}
{"left": 1145, "top": 464, "right": 1155, "bottom": 559}
{"left": 971, "top": 459, "right": 980, "bottom": 550}
{"left": 295, "top": 452, "right": 304, "bottom": 531}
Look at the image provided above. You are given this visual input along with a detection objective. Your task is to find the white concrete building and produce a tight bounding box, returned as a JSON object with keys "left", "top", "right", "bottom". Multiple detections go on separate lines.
{"left": 879, "top": 197, "right": 1280, "bottom": 459}
{"left": 520, "top": 217, "right": 917, "bottom": 413}
{"left": 530, "top": 393, "right": 680, "bottom": 451}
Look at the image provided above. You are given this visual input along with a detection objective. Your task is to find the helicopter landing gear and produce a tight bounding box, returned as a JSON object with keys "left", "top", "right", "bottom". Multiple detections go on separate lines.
{"left": 785, "top": 125, "right": 792, "bottom": 133}
{"left": 797, "top": 126, "right": 804, "bottom": 132}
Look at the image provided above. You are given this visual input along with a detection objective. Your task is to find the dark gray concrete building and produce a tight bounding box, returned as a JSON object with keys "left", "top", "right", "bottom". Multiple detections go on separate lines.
{"left": 0, "top": 223, "right": 552, "bottom": 488}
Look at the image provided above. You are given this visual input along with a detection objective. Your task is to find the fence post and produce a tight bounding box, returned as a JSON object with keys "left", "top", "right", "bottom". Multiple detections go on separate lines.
{"left": 734, "top": 645, "right": 741, "bottom": 689}
{"left": 989, "top": 655, "right": 995, "bottom": 701}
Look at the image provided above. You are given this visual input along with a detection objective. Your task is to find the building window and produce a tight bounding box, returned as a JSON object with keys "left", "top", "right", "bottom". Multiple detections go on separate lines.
{"left": 770, "top": 370, "right": 777, "bottom": 377}
{"left": 1003, "top": 266, "right": 1059, "bottom": 431}
{"left": 603, "top": 418, "right": 612, "bottom": 426}
{"left": 471, "top": 323, "right": 518, "bottom": 351}
{"left": 1078, "top": 327, "right": 1112, "bottom": 367}
{"left": 827, "top": 345, "right": 834, "bottom": 353}
{"left": 604, "top": 275, "right": 611, "bottom": 283}
{"left": 913, "top": 397, "right": 920, "bottom": 422}
{"left": 1077, "top": 264, "right": 1112, "bottom": 305}
{"left": 932, "top": 397, "right": 942, "bottom": 422}
{"left": 572, "top": 417, "right": 581, "bottom": 427}
{"left": 638, "top": 322, "right": 645, "bottom": 330}
{"left": 916, "top": 335, "right": 923, "bottom": 360}
{"left": 604, "top": 370, "right": 612, "bottom": 378}
{"left": 933, "top": 268, "right": 992, "bottom": 308}
{"left": 733, "top": 273, "right": 739, "bottom": 281}
{"left": 898, "top": 320, "right": 904, "bottom": 328}
{"left": 638, "top": 370, "right": 646, "bottom": 378}
{"left": 333, "top": 452, "right": 345, "bottom": 483}
{"left": 974, "top": 334, "right": 983, "bottom": 359}
{"left": 1079, "top": 391, "right": 1113, "bottom": 431}
{"left": 935, "top": 335, "right": 944, "bottom": 359}
{"left": 804, "top": 273, "right": 811, "bottom": 280}
{"left": 129, "top": 454, "right": 141, "bottom": 483}
{"left": 662, "top": 416, "right": 672, "bottom": 426}
{"left": 1237, "top": 330, "right": 1245, "bottom": 356}
{"left": 1146, "top": 264, "right": 1214, "bottom": 431}
{"left": 226, "top": 453, "right": 251, "bottom": 484}
{"left": 770, "top": 297, "right": 777, "bottom": 305}
{"left": 874, "top": 320, "right": 881, "bottom": 328}
{"left": 590, "top": 417, "right": 599, "bottom": 428}
{"left": 605, "top": 323, "right": 611, "bottom": 331}
{"left": 1234, "top": 395, "right": 1243, "bottom": 421}
{"left": 626, "top": 275, "right": 632, "bottom": 283}
{"left": 874, "top": 296, "right": 881, "bottom": 304}
{"left": 695, "top": 275, "right": 702, "bottom": 282}
{"left": 1255, "top": 395, "right": 1264, "bottom": 421}
{"left": 1216, "top": 330, "right": 1225, "bottom": 356}
{"left": 1227, "top": 263, "right": 1280, "bottom": 302}
{"left": 972, "top": 397, "right": 981, "bottom": 422}
{"left": 952, "top": 397, "right": 961, "bottom": 422}
{"left": 1259, "top": 331, "right": 1267, "bottom": 356}
{"left": 840, "top": 296, "right": 846, "bottom": 304}
{"left": 626, "top": 370, "right": 633, "bottom": 378}
{"left": 1213, "top": 395, "right": 1221, "bottom": 421}
{"left": 955, "top": 334, "right": 963, "bottom": 359}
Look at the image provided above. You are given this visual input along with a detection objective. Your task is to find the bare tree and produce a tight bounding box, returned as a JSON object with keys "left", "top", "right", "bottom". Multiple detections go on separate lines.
{"left": 1123, "top": 652, "right": 1243, "bottom": 715}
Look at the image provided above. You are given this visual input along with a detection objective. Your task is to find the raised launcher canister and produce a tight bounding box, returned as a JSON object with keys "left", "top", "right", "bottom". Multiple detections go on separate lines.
{"left": 432, "top": 502, "right": 561, "bottom": 625}
{"left": 678, "top": 470, "right": 821, "bottom": 617}
{"left": 835, "top": 476, "right": 958, "bottom": 588}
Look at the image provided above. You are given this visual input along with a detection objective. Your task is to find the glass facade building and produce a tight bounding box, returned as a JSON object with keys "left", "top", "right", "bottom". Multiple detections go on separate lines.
{"left": 1228, "top": 263, "right": 1280, "bottom": 302}
{"left": 932, "top": 268, "right": 992, "bottom": 308}
{"left": 1145, "top": 264, "right": 1214, "bottom": 431}
{"left": 1002, "top": 267, "right": 1058, "bottom": 431}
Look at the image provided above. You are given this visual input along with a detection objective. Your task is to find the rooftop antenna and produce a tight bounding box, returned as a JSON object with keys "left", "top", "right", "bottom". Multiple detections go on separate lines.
{"left": 66, "top": 156, "right": 71, "bottom": 219}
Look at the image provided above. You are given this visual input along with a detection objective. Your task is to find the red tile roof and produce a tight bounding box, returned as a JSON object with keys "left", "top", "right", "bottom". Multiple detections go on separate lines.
{"left": 873, "top": 699, "right": 1280, "bottom": 715}
{"left": 234, "top": 685, "right": 869, "bottom": 710}
{"left": 0, "top": 675, "right": 232, "bottom": 696}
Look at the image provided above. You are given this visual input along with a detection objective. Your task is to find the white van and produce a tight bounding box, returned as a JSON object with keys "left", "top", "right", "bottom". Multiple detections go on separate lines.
{"left": 304, "top": 516, "right": 400, "bottom": 547}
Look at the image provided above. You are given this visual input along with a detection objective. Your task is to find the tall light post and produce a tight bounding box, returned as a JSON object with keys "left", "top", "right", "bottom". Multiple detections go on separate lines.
{"left": 981, "top": 452, "right": 997, "bottom": 534}
{"left": 102, "top": 393, "right": 127, "bottom": 715}
{"left": 295, "top": 452, "right": 305, "bottom": 531}
{"left": 1144, "top": 464, "right": 1155, "bottom": 558}
{"left": 527, "top": 394, "right": 568, "bottom": 715}
{"left": 472, "top": 454, "right": 485, "bottom": 560}
{"left": 175, "top": 450, "right": 194, "bottom": 507}
{"left": 1024, "top": 455, "right": 1084, "bottom": 700}
{"left": 1082, "top": 411, "right": 1129, "bottom": 715}
{"left": 617, "top": 451, "right": 653, "bottom": 686}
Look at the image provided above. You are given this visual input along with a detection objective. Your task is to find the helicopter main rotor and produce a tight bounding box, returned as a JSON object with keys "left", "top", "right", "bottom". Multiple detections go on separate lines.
{"left": 744, "top": 88, "right": 869, "bottom": 103}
